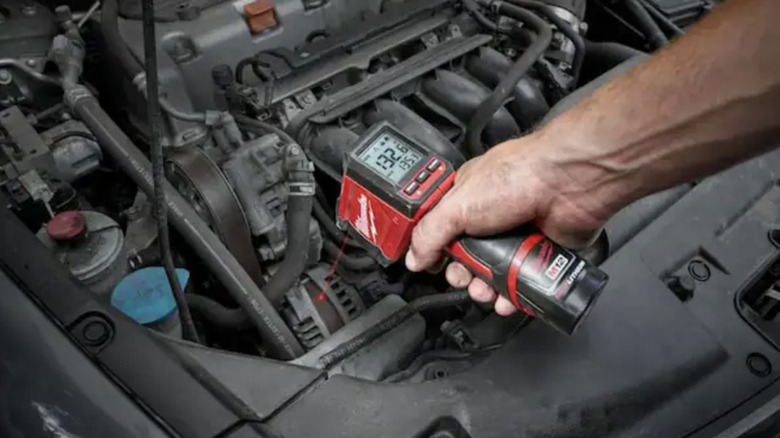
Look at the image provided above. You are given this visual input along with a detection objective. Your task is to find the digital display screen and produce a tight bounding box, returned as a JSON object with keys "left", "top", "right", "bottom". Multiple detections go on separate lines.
{"left": 357, "top": 132, "right": 423, "bottom": 184}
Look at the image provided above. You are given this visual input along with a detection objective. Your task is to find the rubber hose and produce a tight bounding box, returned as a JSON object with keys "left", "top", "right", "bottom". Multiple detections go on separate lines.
{"left": 322, "top": 240, "right": 377, "bottom": 271}
{"left": 639, "top": 0, "right": 685, "bottom": 37}
{"left": 319, "top": 291, "right": 471, "bottom": 367}
{"left": 231, "top": 114, "right": 317, "bottom": 307}
{"left": 462, "top": 0, "right": 507, "bottom": 34}
{"left": 142, "top": 0, "right": 200, "bottom": 343}
{"left": 263, "top": 185, "right": 314, "bottom": 306}
{"left": 187, "top": 294, "right": 251, "bottom": 330}
{"left": 313, "top": 198, "right": 345, "bottom": 243}
{"left": 585, "top": 41, "right": 645, "bottom": 63}
{"left": 101, "top": 0, "right": 143, "bottom": 78}
{"left": 235, "top": 57, "right": 254, "bottom": 84}
{"left": 542, "top": 53, "right": 647, "bottom": 124}
{"left": 505, "top": 0, "right": 585, "bottom": 87}
{"left": 307, "top": 125, "right": 358, "bottom": 174}
{"left": 65, "top": 92, "right": 304, "bottom": 359}
{"left": 624, "top": 0, "right": 668, "bottom": 49}
{"left": 465, "top": 47, "right": 549, "bottom": 130}
{"left": 312, "top": 198, "right": 363, "bottom": 249}
{"left": 582, "top": 41, "right": 645, "bottom": 82}
{"left": 466, "top": 1, "right": 552, "bottom": 157}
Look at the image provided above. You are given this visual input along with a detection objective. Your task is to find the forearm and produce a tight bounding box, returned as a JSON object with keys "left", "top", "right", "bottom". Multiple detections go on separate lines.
{"left": 538, "top": 0, "right": 780, "bottom": 218}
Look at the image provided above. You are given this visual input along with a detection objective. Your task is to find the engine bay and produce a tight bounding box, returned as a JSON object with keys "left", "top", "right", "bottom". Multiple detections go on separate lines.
{"left": 2, "top": 0, "right": 626, "bottom": 371}
{"left": 5, "top": 2, "right": 780, "bottom": 436}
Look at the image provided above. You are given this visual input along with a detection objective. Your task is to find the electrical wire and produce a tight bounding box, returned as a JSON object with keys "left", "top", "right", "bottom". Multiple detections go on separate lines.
{"left": 235, "top": 56, "right": 276, "bottom": 108}
{"left": 141, "top": 0, "right": 200, "bottom": 343}
{"left": 233, "top": 112, "right": 296, "bottom": 144}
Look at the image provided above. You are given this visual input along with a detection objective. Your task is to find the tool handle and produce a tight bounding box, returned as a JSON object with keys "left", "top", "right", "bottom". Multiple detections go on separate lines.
{"left": 444, "top": 230, "right": 608, "bottom": 334}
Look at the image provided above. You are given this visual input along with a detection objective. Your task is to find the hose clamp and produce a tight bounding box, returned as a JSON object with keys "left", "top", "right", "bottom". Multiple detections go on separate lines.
{"left": 63, "top": 85, "right": 94, "bottom": 109}
{"left": 288, "top": 181, "right": 315, "bottom": 197}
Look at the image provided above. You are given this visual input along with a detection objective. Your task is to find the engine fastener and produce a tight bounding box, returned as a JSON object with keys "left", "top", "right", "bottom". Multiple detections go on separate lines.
{"left": 746, "top": 353, "right": 772, "bottom": 377}
{"left": 0, "top": 70, "right": 11, "bottom": 85}
{"left": 81, "top": 318, "right": 112, "bottom": 346}
{"left": 668, "top": 274, "right": 695, "bottom": 301}
{"left": 688, "top": 260, "right": 711, "bottom": 281}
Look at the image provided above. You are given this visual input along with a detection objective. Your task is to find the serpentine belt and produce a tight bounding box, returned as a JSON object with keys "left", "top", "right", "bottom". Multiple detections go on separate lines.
{"left": 166, "top": 146, "right": 264, "bottom": 285}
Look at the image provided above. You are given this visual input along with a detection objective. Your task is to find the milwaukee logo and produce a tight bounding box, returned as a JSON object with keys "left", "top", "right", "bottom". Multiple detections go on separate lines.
{"left": 354, "top": 194, "right": 377, "bottom": 243}
{"left": 566, "top": 260, "right": 586, "bottom": 285}
{"left": 545, "top": 254, "right": 569, "bottom": 281}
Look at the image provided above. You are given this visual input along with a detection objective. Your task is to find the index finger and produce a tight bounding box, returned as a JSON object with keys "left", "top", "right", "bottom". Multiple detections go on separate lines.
{"left": 405, "top": 189, "right": 465, "bottom": 271}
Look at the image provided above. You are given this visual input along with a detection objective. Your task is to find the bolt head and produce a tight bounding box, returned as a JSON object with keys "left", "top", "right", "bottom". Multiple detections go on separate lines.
{"left": 82, "top": 320, "right": 110, "bottom": 346}
{"left": 668, "top": 275, "right": 695, "bottom": 301}
{"left": 25, "top": 59, "right": 37, "bottom": 68}
{"left": 747, "top": 353, "right": 772, "bottom": 377}
{"left": 688, "top": 260, "right": 711, "bottom": 281}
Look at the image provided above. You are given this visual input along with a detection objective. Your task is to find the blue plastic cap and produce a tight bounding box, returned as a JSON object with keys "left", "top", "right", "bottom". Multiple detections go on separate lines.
{"left": 111, "top": 267, "right": 189, "bottom": 325}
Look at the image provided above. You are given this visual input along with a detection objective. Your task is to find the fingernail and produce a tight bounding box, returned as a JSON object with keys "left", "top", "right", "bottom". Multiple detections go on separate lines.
{"left": 405, "top": 251, "right": 419, "bottom": 271}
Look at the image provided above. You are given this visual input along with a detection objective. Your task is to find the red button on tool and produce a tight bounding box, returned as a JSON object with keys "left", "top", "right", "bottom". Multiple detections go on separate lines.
{"left": 47, "top": 210, "right": 86, "bottom": 241}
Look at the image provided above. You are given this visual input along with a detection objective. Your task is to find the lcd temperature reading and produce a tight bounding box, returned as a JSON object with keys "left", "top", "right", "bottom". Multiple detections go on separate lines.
{"left": 357, "top": 133, "right": 423, "bottom": 184}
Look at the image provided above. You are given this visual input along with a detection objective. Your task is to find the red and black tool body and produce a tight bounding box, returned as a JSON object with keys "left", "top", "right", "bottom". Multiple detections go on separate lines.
{"left": 337, "top": 122, "right": 608, "bottom": 334}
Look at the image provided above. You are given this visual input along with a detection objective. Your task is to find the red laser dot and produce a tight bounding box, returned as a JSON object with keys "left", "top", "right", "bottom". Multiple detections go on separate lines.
{"left": 318, "top": 234, "right": 350, "bottom": 303}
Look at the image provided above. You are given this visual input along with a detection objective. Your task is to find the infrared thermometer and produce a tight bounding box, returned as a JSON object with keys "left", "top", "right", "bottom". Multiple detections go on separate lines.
{"left": 336, "top": 122, "right": 608, "bottom": 334}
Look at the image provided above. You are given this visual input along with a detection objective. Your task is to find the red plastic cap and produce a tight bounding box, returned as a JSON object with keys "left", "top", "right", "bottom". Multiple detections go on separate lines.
{"left": 48, "top": 210, "right": 86, "bottom": 241}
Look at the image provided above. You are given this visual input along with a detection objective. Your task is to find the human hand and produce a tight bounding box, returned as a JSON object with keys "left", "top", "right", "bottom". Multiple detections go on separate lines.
{"left": 405, "top": 132, "right": 614, "bottom": 315}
